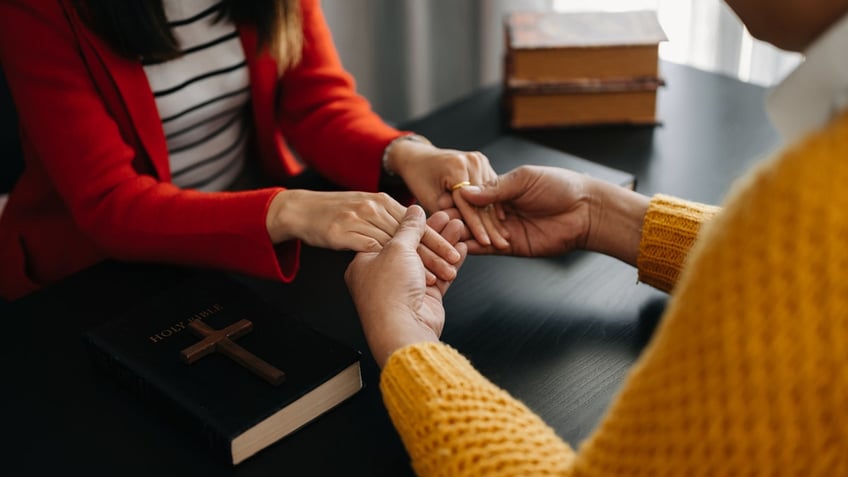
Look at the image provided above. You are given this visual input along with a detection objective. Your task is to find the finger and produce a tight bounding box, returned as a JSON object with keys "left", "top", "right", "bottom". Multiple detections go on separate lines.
{"left": 491, "top": 203, "right": 510, "bottom": 239}
{"left": 426, "top": 210, "right": 451, "bottom": 235}
{"left": 425, "top": 269, "right": 437, "bottom": 286}
{"left": 419, "top": 216, "right": 461, "bottom": 281}
{"left": 418, "top": 242, "right": 457, "bottom": 282}
{"left": 453, "top": 190, "right": 491, "bottom": 246}
{"left": 432, "top": 242, "right": 469, "bottom": 296}
{"left": 368, "top": 197, "right": 406, "bottom": 238}
{"left": 468, "top": 152, "right": 509, "bottom": 246}
{"left": 459, "top": 167, "right": 528, "bottom": 207}
{"left": 495, "top": 202, "right": 507, "bottom": 221}
{"left": 480, "top": 162, "right": 510, "bottom": 227}
{"left": 348, "top": 222, "right": 393, "bottom": 247}
{"left": 385, "top": 200, "right": 461, "bottom": 266}
{"left": 435, "top": 192, "right": 454, "bottom": 211}
{"left": 463, "top": 238, "right": 509, "bottom": 256}
{"left": 481, "top": 205, "right": 510, "bottom": 250}
{"left": 422, "top": 226, "right": 461, "bottom": 264}
{"left": 343, "top": 233, "right": 385, "bottom": 253}
{"left": 432, "top": 210, "right": 471, "bottom": 241}
{"left": 440, "top": 218, "right": 466, "bottom": 246}
{"left": 439, "top": 207, "right": 463, "bottom": 221}
{"left": 389, "top": 205, "right": 428, "bottom": 249}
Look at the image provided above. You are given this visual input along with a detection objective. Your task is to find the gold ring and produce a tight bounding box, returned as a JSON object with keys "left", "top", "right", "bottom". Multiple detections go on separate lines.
{"left": 450, "top": 181, "right": 471, "bottom": 191}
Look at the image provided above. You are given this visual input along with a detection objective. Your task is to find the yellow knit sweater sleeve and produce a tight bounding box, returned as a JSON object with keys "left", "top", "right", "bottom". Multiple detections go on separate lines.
{"left": 636, "top": 195, "right": 720, "bottom": 292}
{"left": 381, "top": 343, "right": 577, "bottom": 476}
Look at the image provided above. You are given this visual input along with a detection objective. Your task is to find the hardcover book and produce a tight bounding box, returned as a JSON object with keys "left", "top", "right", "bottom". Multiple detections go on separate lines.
{"left": 82, "top": 273, "right": 362, "bottom": 466}
{"left": 483, "top": 135, "right": 636, "bottom": 191}
{"left": 505, "top": 10, "right": 667, "bottom": 82}
{"left": 504, "top": 10, "right": 667, "bottom": 128}
{"left": 505, "top": 81, "right": 662, "bottom": 128}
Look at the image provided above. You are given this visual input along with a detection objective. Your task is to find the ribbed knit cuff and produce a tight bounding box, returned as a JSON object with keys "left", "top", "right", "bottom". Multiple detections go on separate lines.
{"left": 380, "top": 342, "right": 577, "bottom": 476}
{"left": 637, "top": 194, "right": 720, "bottom": 292}
{"left": 380, "top": 342, "right": 479, "bottom": 419}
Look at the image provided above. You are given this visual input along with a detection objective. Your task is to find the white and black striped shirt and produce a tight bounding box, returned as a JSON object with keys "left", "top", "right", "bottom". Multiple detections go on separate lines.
{"left": 142, "top": 0, "right": 250, "bottom": 192}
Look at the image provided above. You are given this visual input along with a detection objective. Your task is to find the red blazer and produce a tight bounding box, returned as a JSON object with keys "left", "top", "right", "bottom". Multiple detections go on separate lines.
{"left": 0, "top": 0, "right": 404, "bottom": 300}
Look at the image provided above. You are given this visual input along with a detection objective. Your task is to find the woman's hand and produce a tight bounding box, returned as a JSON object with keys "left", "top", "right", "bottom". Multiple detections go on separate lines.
{"left": 345, "top": 206, "right": 468, "bottom": 368}
{"left": 385, "top": 138, "right": 510, "bottom": 250}
{"left": 266, "top": 189, "right": 462, "bottom": 283}
{"left": 458, "top": 165, "right": 650, "bottom": 266}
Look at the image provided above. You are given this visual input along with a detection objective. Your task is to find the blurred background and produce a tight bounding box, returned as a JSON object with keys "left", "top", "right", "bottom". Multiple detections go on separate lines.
{"left": 321, "top": 0, "right": 802, "bottom": 124}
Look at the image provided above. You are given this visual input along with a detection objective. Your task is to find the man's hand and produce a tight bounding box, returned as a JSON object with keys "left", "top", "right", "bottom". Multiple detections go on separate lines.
{"left": 345, "top": 206, "right": 467, "bottom": 368}
{"left": 459, "top": 165, "right": 649, "bottom": 265}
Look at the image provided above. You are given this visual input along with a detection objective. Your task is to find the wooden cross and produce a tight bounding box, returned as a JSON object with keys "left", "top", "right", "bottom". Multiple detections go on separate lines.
{"left": 180, "top": 319, "right": 285, "bottom": 386}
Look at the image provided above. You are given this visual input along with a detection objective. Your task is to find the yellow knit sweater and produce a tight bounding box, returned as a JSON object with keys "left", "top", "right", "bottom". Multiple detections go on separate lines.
{"left": 380, "top": 110, "right": 848, "bottom": 476}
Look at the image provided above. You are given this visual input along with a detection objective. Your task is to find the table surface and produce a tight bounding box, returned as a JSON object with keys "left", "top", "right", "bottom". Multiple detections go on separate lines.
{"left": 1, "top": 62, "right": 780, "bottom": 476}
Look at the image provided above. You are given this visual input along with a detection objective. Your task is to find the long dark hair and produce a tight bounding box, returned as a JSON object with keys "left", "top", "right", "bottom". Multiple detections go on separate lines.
{"left": 74, "top": 0, "right": 303, "bottom": 70}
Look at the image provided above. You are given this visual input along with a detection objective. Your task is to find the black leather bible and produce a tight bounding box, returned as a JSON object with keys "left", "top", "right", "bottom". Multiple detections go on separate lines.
{"left": 82, "top": 273, "right": 362, "bottom": 466}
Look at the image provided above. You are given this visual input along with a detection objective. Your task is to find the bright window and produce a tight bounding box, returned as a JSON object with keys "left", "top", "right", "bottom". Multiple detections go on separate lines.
{"left": 552, "top": 0, "right": 802, "bottom": 86}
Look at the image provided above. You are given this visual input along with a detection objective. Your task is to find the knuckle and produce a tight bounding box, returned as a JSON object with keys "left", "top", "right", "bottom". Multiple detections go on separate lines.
{"left": 446, "top": 154, "right": 466, "bottom": 169}
{"left": 327, "top": 219, "right": 345, "bottom": 238}
{"left": 353, "top": 200, "right": 375, "bottom": 216}
{"left": 340, "top": 209, "right": 359, "bottom": 222}
{"left": 365, "top": 239, "right": 383, "bottom": 252}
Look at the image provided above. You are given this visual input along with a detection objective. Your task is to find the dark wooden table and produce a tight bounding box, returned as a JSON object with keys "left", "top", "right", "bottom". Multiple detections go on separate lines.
{"left": 1, "top": 62, "right": 779, "bottom": 476}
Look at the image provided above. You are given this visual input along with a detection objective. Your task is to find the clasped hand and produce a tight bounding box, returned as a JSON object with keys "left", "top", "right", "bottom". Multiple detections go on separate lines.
{"left": 345, "top": 205, "right": 467, "bottom": 368}
{"left": 385, "top": 139, "right": 511, "bottom": 250}
{"left": 266, "top": 189, "right": 462, "bottom": 284}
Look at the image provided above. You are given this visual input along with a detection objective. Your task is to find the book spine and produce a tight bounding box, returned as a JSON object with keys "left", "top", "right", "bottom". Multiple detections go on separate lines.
{"left": 81, "top": 334, "right": 235, "bottom": 465}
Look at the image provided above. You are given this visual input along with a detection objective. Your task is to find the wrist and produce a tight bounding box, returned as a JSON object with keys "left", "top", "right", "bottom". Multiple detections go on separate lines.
{"left": 265, "top": 189, "right": 302, "bottom": 243}
{"left": 369, "top": 314, "right": 440, "bottom": 369}
{"left": 585, "top": 180, "right": 650, "bottom": 267}
{"left": 383, "top": 134, "right": 434, "bottom": 178}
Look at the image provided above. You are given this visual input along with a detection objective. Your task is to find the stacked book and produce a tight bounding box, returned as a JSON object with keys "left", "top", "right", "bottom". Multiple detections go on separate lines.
{"left": 504, "top": 10, "right": 667, "bottom": 128}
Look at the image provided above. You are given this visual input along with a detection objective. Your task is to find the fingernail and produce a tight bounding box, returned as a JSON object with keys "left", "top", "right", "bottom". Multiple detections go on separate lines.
{"left": 464, "top": 185, "right": 482, "bottom": 193}
{"left": 449, "top": 249, "right": 461, "bottom": 262}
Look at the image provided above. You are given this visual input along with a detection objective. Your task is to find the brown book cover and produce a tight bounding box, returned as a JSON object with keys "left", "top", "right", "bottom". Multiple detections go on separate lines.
{"left": 507, "top": 89, "right": 660, "bottom": 129}
{"left": 505, "top": 10, "right": 667, "bottom": 81}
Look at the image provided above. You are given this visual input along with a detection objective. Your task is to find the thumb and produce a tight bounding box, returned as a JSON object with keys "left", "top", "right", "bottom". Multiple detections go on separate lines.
{"left": 391, "top": 205, "right": 427, "bottom": 249}
{"left": 459, "top": 168, "right": 525, "bottom": 207}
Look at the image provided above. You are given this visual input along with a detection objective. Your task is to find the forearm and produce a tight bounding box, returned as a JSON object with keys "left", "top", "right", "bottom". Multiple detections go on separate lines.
{"left": 381, "top": 342, "right": 576, "bottom": 476}
{"left": 85, "top": 182, "right": 297, "bottom": 282}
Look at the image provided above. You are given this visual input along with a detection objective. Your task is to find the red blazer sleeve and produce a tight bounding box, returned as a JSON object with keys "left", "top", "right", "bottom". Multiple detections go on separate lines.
{"left": 0, "top": 0, "right": 299, "bottom": 282}
{"left": 278, "top": 0, "right": 405, "bottom": 192}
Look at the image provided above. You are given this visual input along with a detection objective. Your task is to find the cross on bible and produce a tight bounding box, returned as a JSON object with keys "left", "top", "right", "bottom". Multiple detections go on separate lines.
{"left": 180, "top": 319, "right": 286, "bottom": 386}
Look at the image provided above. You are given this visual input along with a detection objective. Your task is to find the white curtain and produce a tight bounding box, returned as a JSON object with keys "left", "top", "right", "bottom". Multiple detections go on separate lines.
{"left": 322, "top": 0, "right": 555, "bottom": 122}
{"left": 320, "top": 0, "right": 801, "bottom": 123}
{"left": 552, "top": 0, "right": 801, "bottom": 85}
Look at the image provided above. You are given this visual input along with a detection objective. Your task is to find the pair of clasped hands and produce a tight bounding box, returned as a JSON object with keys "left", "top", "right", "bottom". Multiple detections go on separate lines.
{"left": 265, "top": 138, "right": 511, "bottom": 285}
{"left": 335, "top": 140, "right": 642, "bottom": 367}
{"left": 266, "top": 137, "right": 628, "bottom": 366}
